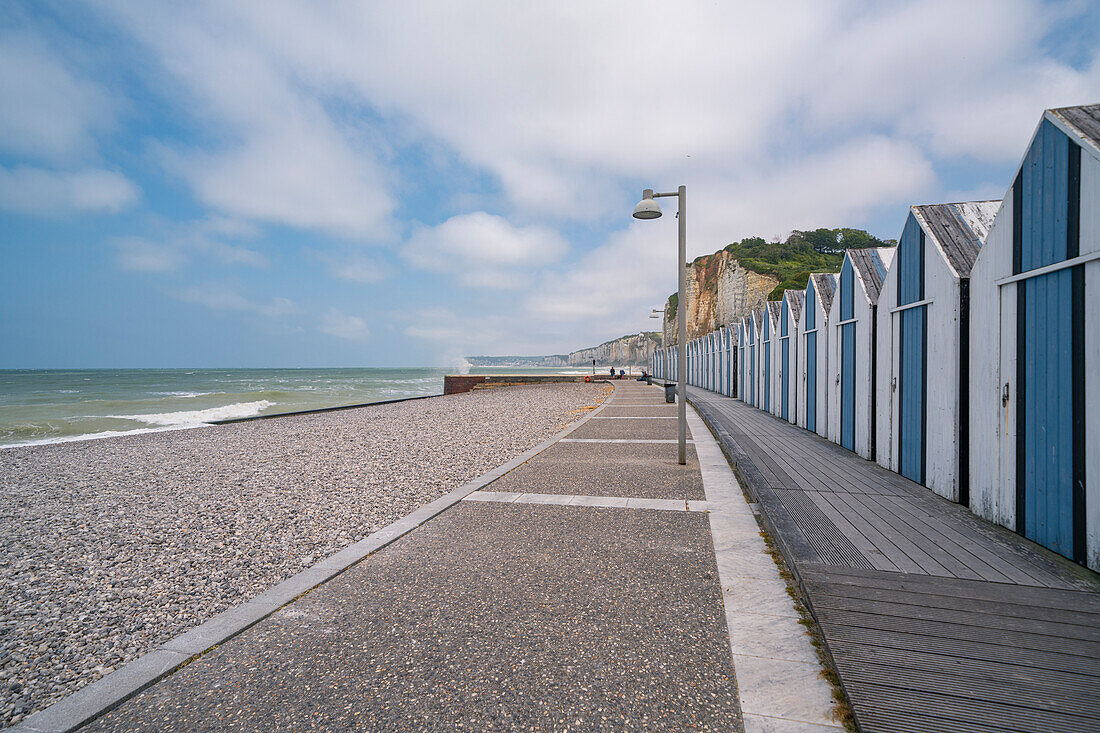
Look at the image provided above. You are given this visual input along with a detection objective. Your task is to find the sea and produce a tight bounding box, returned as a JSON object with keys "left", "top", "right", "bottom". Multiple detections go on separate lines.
{"left": 0, "top": 366, "right": 592, "bottom": 449}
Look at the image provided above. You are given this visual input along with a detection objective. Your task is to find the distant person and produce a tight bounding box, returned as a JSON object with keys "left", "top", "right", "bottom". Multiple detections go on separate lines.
{"left": 619, "top": 369, "right": 625, "bottom": 379}
{"left": 637, "top": 370, "right": 648, "bottom": 382}
{"left": 609, "top": 367, "right": 616, "bottom": 379}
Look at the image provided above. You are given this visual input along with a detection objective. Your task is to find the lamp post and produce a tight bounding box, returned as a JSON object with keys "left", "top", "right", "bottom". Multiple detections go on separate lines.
{"left": 633, "top": 186, "right": 687, "bottom": 465}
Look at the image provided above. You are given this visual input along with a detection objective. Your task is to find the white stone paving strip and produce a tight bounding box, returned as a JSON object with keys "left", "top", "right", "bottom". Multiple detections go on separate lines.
{"left": 463, "top": 491, "right": 707, "bottom": 512}
{"left": 588, "top": 416, "right": 679, "bottom": 419}
{"left": 687, "top": 407, "right": 844, "bottom": 733}
{"left": 558, "top": 438, "right": 696, "bottom": 444}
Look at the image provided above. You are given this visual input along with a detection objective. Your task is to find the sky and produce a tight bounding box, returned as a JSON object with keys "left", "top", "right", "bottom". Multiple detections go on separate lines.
{"left": 1, "top": 1, "right": 1098, "bottom": 368}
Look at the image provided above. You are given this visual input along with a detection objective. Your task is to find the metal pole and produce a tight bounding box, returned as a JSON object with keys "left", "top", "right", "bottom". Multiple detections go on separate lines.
{"left": 676, "top": 185, "right": 687, "bottom": 465}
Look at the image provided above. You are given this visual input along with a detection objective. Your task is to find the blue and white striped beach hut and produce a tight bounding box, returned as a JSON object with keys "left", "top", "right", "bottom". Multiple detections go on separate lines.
{"left": 763, "top": 302, "right": 782, "bottom": 416}
{"left": 797, "top": 273, "right": 836, "bottom": 438}
{"left": 970, "top": 104, "right": 1100, "bottom": 570}
{"left": 875, "top": 201, "right": 998, "bottom": 503}
{"left": 780, "top": 290, "right": 804, "bottom": 425}
{"left": 827, "top": 247, "right": 895, "bottom": 459}
{"left": 752, "top": 305, "right": 761, "bottom": 402}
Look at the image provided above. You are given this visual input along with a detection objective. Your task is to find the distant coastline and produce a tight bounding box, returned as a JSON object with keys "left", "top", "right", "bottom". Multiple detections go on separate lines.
{"left": 468, "top": 331, "right": 659, "bottom": 368}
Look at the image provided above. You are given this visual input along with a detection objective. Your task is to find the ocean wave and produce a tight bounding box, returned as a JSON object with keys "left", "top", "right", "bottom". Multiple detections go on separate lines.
{"left": 109, "top": 400, "right": 275, "bottom": 427}
{"left": 1, "top": 424, "right": 208, "bottom": 450}
{"left": 149, "top": 391, "right": 214, "bottom": 398}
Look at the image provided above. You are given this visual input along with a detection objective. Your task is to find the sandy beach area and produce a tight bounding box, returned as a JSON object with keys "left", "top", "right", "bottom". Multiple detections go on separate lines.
{"left": 0, "top": 382, "right": 610, "bottom": 725}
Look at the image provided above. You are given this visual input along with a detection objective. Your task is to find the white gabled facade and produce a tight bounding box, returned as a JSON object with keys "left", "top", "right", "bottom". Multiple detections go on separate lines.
{"left": 875, "top": 202, "right": 997, "bottom": 503}
{"left": 827, "top": 247, "right": 895, "bottom": 460}
{"left": 797, "top": 273, "right": 835, "bottom": 438}
{"left": 970, "top": 104, "right": 1100, "bottom": 570}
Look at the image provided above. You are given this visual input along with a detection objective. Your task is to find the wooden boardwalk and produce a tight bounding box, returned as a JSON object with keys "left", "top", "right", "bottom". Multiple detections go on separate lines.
{"left": 689, "top": 388, "right": 1100, "bottom": 733}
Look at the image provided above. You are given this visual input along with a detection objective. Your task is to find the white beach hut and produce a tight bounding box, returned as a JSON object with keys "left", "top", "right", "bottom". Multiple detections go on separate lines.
{"left": 763, "top": 301, "right": 782, "bottom": 416}
{"left": 875, "top": 201, "right": 998, "bottom": 503}
{"left": 752, "top": 309, "right": 766, "bottom": 407}
{"left": 780, "top": 290, "right": 804, "bottom": 424}
{"left": 798, "top": 273, "right": 836, "bottom": 438}
{"left": 970, "top": 104, "right": 1100, "bottom": 570}
{"left": 827, "top": 247, "right": 895, "bottom": 459}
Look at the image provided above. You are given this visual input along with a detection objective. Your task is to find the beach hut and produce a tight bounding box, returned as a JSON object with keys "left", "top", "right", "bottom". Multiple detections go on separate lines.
{"left": 827, "top": 247, "right": 895, "bottom": 458}
{"left": 752, "top": 309, "right": 765, "bottom": 407}
{"left": 765, "top": 301, "right": 783, "bottom": 413}
{"left": 798, "top": 273, "right": 836, "bottom": 437}
{"left": 875, "top": 201, "right": 998, "bottom": 503}
{"left": 725, "top": 325, "right": 738, "bottom": 397}
{"left": 970, "top": 104, "right": 1100, "bottom": 570}
{"left": 738, "top": 320, "right": 747, "bottom": 401}
{"left": 780, "top": 290, "right": 804, "bottom": 424}
{"left": 748, "top": 316, "right": 756, "bottom": 402}
{"left": 711, "top": 328, "right": 721, "bottom": 394}
{"left": 764, "top": 302, "right": 783, "bottom": 417}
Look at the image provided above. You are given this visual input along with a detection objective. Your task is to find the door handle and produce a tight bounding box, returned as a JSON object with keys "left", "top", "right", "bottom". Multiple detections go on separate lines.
{"left": 1002, "top": 382, "right": 1010, "bottom": 407}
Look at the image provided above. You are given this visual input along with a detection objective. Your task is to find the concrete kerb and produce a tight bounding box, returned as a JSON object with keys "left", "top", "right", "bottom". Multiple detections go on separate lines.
{"left": 687, "top": 393, "right": 854, "bottom": 731}
{"left": 12, "top": 381, "right": 619, "bottom": 733}
{"left": 686, "top": 405, "right": 843, "bottom": 731}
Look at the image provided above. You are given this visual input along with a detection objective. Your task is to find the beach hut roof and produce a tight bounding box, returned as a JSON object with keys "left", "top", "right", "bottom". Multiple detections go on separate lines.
{"left": 766, "top": 301, "right": 782, "bottom": 322}
{"left": 810, "top": 273, "right": 836, "bottom": 313}
{"left": 1049, "top": 103, "right": 1100, "bottom": 152}
{"left": 847, "top": 247, "right": 894, "bottom": 304}
{"left": 913, "top": 201, "right": 1000, "bottom": 278}
{"left": 784, "top": 290, "right": 805, "bottom": 323}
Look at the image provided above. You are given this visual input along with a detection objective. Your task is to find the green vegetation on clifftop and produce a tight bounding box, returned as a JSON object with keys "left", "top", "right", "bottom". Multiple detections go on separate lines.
{"left": 720, "top": 228, "right": 893, "bottom": 299}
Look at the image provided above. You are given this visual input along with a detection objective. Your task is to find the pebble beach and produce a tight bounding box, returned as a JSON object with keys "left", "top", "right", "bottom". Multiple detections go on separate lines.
{"left": 0, "top": 382, "right": 610, "bottom": 726}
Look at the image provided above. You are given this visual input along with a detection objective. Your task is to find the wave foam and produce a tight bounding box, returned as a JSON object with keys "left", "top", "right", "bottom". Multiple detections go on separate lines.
{"left": 110, "top": 400, "right": 274, "bottom": 427}
{"left": 150, "top": 391, "right": 213, "bottom": 398}
{"left": 2, "top": 424, "right": 208, "bottom": 450}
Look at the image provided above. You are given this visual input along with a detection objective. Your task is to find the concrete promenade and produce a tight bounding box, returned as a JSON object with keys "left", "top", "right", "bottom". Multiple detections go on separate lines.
{"left": 689, "top": 387, "right": 1100, "bottom": 733}
{"left": 31, "top": 381, "right": 842, "bottom": 732}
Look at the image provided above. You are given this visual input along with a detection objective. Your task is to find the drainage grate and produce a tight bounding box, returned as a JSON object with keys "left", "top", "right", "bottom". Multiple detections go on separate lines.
{"left": 778, "top": 490, "right": 873, "bottom": 569}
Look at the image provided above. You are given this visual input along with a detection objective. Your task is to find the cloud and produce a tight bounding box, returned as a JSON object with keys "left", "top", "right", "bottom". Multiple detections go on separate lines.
{"left": 0, "top": 30, "right": 117, "bottom": 161}
{"left": 112, "top": 221, "right": 268, "bottom": 273}
{"left": 114, "top": 237, "right": 187, "bottom": 273}
{"left": 174, "top": 0, "right": 1098, "bottom": 222}
{"left": 313, "top": 249, "right": 389, "bottom": 284}
{"left": 180, "top": 283, "right": 299, "bottom": 317}
{"left": 404, "top": 212, "right": 568, "bottom": 287}
{"left": 101, "top": 4, "right": 395, "bottom": 239}
{"left": 0, "top": 165, "right": 138, "bottom": 215}
{"left": 320, "top": 308, "right": 369, "bottom": 341}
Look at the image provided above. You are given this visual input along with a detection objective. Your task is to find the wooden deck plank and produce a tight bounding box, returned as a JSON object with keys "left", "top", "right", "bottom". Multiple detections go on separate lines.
{"left": 805, "top": 492, "right": 901, "bottom": 571}
{"left": 845, "top": 683, "right": 1098, "bottom": 733}
{"left": 804, "top": 577, "right": 1100, "bottom": 627}
{"left": 855, "top": 495, "right": 993, "bottom": 581}
{"left": 814, "top": 604, "right": 1100, "bottom": 655}
{"left": 828, "top": 641, "right": 1100, "bottom": 697}
{"left": 876, "top": 495, "right": 1050, "bottom": 586}
{"left": 839, "top": 662, "right": 1100, "bottom": 718}
{"left": 829, "top": 492, "right": 949, "bottom": 574}
{"left": 821, "top": 624, "right": 1100, "bottom": 676}
{"left": 799, "top": 564, "right": 1096, "bottom": 601}
{"left": 810, "top": 492, "right": 913, "bottom": 572}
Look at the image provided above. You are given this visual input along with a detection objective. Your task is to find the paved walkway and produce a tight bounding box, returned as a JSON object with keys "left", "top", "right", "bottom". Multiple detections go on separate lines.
{"left": 44, "top": 381, "right": 842, "bottom": 732}
{"left": 689, "top": 387, "right": 1100, "bottom": 733}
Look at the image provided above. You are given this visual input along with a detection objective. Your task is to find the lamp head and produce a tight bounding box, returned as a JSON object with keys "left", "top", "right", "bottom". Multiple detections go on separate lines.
{"left": 632, "top": 189, "right": 662, "bottom": 220}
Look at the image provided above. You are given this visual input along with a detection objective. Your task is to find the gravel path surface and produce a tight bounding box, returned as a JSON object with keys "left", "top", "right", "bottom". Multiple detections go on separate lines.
{"left": 0, "top": 383, "right": 609, "bottom": 726}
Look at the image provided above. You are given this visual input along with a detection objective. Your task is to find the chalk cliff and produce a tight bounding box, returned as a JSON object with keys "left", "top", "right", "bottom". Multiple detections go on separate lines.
{"left": 661, "top": 228, "right": 893, "bottom": 345}
{"left": 662, "top": 251, "right": 777, "bottom": 344}
{"left": 467, "top": 332, "right": 660, "bottom": 368}
{"left": 564, "top": 332, "right": 661, "bottom": 367}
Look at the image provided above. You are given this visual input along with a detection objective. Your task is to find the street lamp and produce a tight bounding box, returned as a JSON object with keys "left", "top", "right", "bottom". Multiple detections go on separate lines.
{"left": 633, "top": 186, "right": 687, "bottom": 465}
